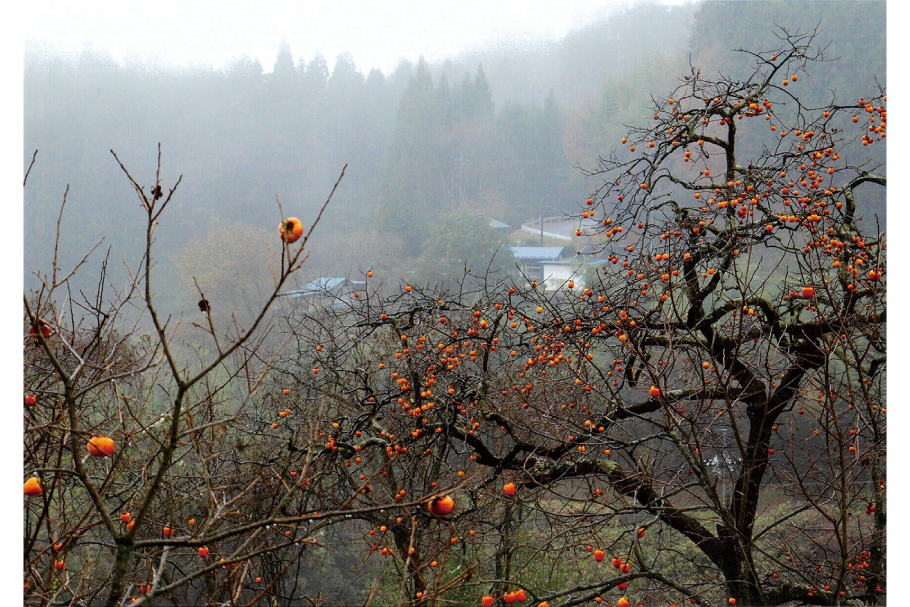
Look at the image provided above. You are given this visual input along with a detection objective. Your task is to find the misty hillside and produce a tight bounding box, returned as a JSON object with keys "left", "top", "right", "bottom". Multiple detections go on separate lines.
{"left": 24, "top": 1, "right": 885, "bottom": 320}
{"left": 440, "top": 2, "right": 699, "bottom": 106}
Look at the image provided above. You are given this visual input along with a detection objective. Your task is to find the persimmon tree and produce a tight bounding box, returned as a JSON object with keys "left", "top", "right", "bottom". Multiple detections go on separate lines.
{"left": 25, "top": 29, "right": 885, "bottom": 607}
{"left": 263, "top": 30, "right": 885, "bottom": 607}
{"left": 575, "top": 27, "right": 885, "bottom": 606}
{"left": 23, "top": 150, "right": 426, "bottom": 607}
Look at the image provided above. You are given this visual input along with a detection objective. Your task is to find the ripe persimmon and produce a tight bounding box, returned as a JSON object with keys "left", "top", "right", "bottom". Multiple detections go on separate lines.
{"left": 24, "top": 477, "right": 42, "bottom": 497}
{"left": 278, "top": 217, "right": 303, "bottom": 243}
{"left": 29, "top": 319, "right": 52, "bottom": 345}
{"left": 429, "top": 494, "right": 455, "bottom": 516}
{"left": 87, "top": 436, "right": 116, "bottom": 458}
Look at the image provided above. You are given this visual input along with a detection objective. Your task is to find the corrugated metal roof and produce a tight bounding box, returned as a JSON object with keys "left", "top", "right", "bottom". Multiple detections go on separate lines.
{"left": 541, "top": 257, "right": 612, "bottom": 267}
{"left": 289, "top": 277, "right": 347, "bottom": 297}
{"left": 306, "top": 277, "right": 346, "bottom": 291}
{"left": 542, "top": 259, "right": 583, "bottom": 266}
{"left": 508, "top": 246, "right": 565, "bottom": 260}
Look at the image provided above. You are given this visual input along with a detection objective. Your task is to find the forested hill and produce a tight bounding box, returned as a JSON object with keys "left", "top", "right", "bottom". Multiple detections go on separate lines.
{"left": 438, "top": 3, "right": 699, "bottom": 107}
{"left": 24, "top": 1, "right": 885, "bottom": 318}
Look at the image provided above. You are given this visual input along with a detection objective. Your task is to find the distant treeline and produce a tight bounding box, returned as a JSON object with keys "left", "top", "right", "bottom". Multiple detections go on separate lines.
{"left": 24, "top": 1, "right": 885, "bottom": 317}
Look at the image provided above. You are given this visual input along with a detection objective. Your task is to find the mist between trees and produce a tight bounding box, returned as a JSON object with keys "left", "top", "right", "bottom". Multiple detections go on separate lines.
{"left": 24, "top": 2, "right": 885, "bottom": 606}
{"left": 24, "top": 1, "right": 884, "bottom": 323}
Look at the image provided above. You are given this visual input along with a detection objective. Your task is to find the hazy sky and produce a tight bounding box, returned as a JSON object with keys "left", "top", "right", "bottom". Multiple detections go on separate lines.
{"left": 25, "top": 0, "right": 699, "bottom": 74}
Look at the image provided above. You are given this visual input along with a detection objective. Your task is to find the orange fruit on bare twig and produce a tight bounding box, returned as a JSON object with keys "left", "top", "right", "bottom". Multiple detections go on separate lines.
{"left": 279, "top": 217, "right": 304, "bottom": 243}
{"left": 428, "top": 494, "right": 455, "bottom": 516}
{"left": 87, "top": 436, "right": 116, "bottom": 457}
{"left": 24, "top": 477, "right": 42, "bottom": 497}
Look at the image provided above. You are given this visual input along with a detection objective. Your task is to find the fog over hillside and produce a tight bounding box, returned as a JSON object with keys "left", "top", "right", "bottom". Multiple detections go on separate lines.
{"left": 25, "top": 1, "right": 885, "bottom": 320}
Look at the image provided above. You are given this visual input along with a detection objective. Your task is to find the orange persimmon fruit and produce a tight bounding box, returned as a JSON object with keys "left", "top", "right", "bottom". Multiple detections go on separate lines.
{"left": 429, "top": 494, "right": 455, "bottom": 516}
{"left": 29, "top": 320, "right": 52, "bottom": 341}
{"left": 24, "top": 477, "right": 42, "bottom": 497}
{"left": 278, "top": 217, "right": 304, "bottom": 244}
{"left": 87, "top": 436, "right": 116, "bottom": 457}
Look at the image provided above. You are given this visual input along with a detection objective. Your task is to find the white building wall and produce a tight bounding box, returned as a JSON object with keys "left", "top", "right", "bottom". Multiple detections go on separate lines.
{"left": 542, "top": 262, "right": 585, "bottom": 291}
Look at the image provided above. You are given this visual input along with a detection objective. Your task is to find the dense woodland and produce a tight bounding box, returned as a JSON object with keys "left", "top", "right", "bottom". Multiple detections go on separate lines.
{"left": 24, "top": 1, "right": 884, "bottom": 318}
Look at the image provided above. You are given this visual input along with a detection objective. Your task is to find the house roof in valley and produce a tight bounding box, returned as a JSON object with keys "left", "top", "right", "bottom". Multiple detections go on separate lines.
{"left": 289, "top": 277, "right": 348, "bottom": 297}
{"left": 487, "top": 218, "right": 511, "bottom": 230}
{"left": 507, "top": 246, "right": 565, "bottom": 261}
